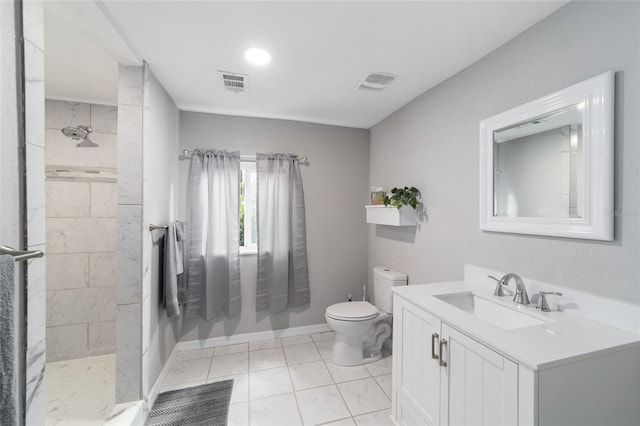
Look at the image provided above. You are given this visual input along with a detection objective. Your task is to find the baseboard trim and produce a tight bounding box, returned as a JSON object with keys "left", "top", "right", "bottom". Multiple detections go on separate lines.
{"left": 114, "top": 343, "right": 180, "bottom": 426}
{"left": 146, "top": 343, "right": 179, "bottom": 409}
{"left": 178, "top": 323, "right": 331, "bottom": 351}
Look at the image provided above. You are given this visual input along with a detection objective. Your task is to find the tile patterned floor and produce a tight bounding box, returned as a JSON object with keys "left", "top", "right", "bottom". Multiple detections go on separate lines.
{"left": 161, "top": 332, "right": 394, "bottom": 426}
{"left": 45, "top": 354, "right": 116, "bottom": 425}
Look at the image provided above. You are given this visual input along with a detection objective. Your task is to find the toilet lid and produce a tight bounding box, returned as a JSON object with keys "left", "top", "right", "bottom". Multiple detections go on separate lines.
{"left": 326, "top": 301, "right": 379, "bottom": 321}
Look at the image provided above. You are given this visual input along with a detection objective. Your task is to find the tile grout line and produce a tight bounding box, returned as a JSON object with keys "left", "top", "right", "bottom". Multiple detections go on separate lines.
{"left": 205, "top": 353, "right": 216, "bottom": 383}
{"left": 297, "top": 333, "right": 354, "bottom": 425}
{"left": 317, "top": 342, "right": 357, "bottom": 423}
{"left": 285, "top": 344, "right": 305, "bottom": 426}
{"left": 334, "top": 375, "right": 356, "bottom": 419}
{"left": 318, "top": 344, "right": 394, "bottom": 421}
{"left": 172, "top": 335, "right": 391, "bottom": 424}
{"left": 247, "top": 350, "right": 252, "bottom": 426}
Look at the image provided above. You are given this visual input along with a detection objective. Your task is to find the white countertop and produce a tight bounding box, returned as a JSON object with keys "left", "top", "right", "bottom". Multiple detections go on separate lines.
{"left": 392, "top": 279, "right": 640, "bottom": 370}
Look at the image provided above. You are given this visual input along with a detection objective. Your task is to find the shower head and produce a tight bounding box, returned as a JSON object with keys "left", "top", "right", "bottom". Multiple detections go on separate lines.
{"left": 62, "top": 125, "right": 92, "bottom": 140}
{"left": 61, "top": 125, "right": 98, "bottom": 147}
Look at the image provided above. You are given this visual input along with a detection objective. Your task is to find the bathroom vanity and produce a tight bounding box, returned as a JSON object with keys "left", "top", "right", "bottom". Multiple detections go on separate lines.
{"left": 391, "top": 265, "right": 640, "bottom": 426}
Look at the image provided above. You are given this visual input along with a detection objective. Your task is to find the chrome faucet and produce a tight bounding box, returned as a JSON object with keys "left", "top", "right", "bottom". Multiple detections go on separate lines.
{"left": 501, "top": 273, "right": 530, "bottom": 305}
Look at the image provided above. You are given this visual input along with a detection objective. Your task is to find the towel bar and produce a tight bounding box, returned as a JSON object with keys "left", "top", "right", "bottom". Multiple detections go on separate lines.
{"left": 0, "top": 245, "right": 44, "bottom": 262}
{"left": 149, "top": 224, "right": 169, "bottom": 231}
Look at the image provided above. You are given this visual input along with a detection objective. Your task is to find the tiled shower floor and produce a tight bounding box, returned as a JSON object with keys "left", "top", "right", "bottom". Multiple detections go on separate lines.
{"left": 161, "top": 332, "right": 394, "bottom": 425}
{"left": 45, "top": 354, "right": 115, "bottom": 425}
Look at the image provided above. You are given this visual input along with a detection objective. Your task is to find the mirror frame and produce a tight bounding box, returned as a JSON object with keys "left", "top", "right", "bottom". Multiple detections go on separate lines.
{"left": 479, "top": 71, "right": 614, "bottom": 241}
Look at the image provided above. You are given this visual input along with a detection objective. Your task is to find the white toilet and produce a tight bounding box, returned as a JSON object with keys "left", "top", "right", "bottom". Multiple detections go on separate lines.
{"left": 325, "top": 266, "right": 407, "bottom": 366}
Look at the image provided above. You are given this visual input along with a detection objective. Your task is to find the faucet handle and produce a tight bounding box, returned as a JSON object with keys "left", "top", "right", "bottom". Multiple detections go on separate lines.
{"left": 536, "top": 291, "right": 563, "bottom": 312}
{"left": 488, "top": 275, "right": 508, "bottom": 297}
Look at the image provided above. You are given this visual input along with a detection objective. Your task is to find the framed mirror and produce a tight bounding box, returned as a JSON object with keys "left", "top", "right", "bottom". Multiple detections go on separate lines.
{"left": 479, "top": 71, "right": 614, "bottom": 240}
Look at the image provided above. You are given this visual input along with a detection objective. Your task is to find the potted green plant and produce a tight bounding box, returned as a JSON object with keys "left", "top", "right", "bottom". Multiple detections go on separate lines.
{"left": 384, "top": 186, "right": 421, "bottom": 209}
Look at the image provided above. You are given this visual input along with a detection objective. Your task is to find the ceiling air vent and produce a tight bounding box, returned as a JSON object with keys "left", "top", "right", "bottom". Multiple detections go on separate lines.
{"left": 218, "top": 71, "right": 248, "bottom": 93}
{"left": 358, "top": 72, "right": 396, "bottom": 91}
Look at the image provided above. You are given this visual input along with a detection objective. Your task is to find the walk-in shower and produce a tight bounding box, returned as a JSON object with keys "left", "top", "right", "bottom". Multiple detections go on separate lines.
{"left": 61, "top": 125, "right": 99, "bottom": 147}
{"left": 46, "top": 101, "right": 118, "bottom": 423}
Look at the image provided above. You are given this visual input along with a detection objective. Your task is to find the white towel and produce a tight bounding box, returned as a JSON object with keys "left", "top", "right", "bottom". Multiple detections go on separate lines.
{"left": 164, "top": 221, "right": 185, "bottom": 318}
{"left": 0, "top": 255, "right": 17, "bottom": 425}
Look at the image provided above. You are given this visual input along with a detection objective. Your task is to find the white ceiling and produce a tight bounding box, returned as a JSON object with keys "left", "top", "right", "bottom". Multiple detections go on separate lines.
{"left": 44, "top": 1, "right": 140, "bottom": 105}
{"left": 44, "top": 1, "right": 568, "bottom": 129}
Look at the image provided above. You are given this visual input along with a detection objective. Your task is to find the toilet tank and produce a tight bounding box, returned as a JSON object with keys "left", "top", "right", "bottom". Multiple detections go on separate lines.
{"left": 373, "top": 266, "right": 407, "bottom": 313}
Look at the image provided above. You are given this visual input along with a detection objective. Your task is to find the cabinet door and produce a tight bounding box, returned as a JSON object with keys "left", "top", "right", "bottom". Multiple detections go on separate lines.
{"left": 395, "top": 392, "right": 428, "bottom": 426}
{"left": 393, "top": 298, "right": 442, "bottom": 425}
{"left": 440, "top": 324, "right": 518, "bottom": 426}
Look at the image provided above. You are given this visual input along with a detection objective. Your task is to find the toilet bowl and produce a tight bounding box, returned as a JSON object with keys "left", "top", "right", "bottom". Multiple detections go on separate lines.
{"left": 325, "top": 301, "right": 391, "bottom": 365}
{"left": 325, "top": 266, "right": 407, "bottom": 366}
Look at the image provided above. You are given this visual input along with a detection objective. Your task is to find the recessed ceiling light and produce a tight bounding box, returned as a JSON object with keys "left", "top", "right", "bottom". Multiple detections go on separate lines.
{"left": 244, "top": 48, "right": 271, "bottom": 66}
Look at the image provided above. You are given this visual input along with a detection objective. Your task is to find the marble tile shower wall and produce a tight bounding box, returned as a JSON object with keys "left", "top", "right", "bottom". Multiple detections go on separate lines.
{"left": 44, "top": 99, "right": 118, "bottom": 362}
{"left": 24, "top": 2, "right": 47, "bottom": 422}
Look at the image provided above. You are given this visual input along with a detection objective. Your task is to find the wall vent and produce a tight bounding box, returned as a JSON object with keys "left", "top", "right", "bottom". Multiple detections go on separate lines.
{"left": 218, "top": 71, "right": 248, "bottom": 92}
{"left": 358, "top": 72, "right": 396, "bottom": 91}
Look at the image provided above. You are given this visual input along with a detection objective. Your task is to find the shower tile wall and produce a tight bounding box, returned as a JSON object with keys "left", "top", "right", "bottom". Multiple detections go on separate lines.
{"left": 45, "top": 100, "right": 118, "bottom": 362}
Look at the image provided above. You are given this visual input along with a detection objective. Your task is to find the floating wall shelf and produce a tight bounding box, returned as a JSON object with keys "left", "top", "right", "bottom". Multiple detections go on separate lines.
{"left": 366, "top": 205, "right": 417, "bottom": 226}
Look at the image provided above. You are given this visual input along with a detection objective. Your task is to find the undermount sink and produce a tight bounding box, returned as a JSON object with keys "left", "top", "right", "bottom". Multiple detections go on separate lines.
{"left": 436, "top": 292, "right": 547, "bottom": 330}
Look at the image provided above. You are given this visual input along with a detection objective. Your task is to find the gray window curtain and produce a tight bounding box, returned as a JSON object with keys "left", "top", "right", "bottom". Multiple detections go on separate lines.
{"left": 256, "top": 153, "right": 310, "bottom": 314}
{"left": 185, "top": 149, "right": 241, "bottom": 321}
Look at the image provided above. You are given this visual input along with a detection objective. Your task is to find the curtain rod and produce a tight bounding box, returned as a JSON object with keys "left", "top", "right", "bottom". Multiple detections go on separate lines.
{"left": 179, "top": 149, "right": 309, "bottom": 165}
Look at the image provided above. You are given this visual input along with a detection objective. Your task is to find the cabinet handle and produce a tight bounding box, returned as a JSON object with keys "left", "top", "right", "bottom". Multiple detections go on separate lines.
{"left": 431, "top": 333, "right": 439, "bottom": 360}
{"left": 439, "top": 339, "right": 448, "bottom": 367}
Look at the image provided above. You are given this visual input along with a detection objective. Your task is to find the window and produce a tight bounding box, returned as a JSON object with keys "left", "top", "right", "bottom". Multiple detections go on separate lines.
{"left": 240, "top": 161, "right": 257, "bottom": 253}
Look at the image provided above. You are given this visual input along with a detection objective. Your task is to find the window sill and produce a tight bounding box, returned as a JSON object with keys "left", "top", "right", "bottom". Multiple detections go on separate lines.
{"left": 240, "top": 248, "right": 257, "bottom": 256}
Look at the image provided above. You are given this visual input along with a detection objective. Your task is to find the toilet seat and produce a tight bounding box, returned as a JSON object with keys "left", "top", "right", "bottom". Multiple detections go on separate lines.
{"left": 326, "top": 301, "right": 379, "bottom": 321}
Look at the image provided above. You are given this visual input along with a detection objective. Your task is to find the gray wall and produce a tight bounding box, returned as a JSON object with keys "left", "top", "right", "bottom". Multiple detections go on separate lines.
{"left": 369, "top": 1, "right": 640, "bottom": 303}
{"left": 141, "top": 68, "right": 181, "bottom": 396}
{"left": 178, "top": 112, "right": 369, "bottom": 341}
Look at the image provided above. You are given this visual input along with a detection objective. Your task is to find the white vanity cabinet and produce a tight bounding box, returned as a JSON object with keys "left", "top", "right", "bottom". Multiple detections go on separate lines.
{"left": 392, "top": 281, "right": 640, "bottom": 426}
{"left": 392, "top": 296, "right": 518, "bottom": 426}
